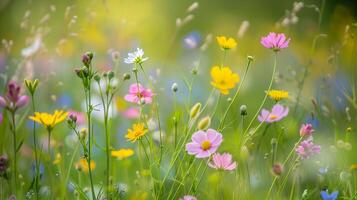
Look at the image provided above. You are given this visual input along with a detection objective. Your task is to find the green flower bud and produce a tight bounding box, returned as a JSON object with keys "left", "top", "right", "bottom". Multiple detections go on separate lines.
{"left": 197, "top": 116, "right": 211, "bottom": 130}
{"left": 123, "top": 73, "right": 131, "bottom": 81}
{"left": 171, "top": 83, "right": 178, "bottom": 92}
{"left": 189, "top": 102, "right": 201, "bottom": 119}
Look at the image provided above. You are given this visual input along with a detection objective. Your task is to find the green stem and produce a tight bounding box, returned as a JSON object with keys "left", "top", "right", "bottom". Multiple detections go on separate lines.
{"left": 10, "top": 112, "right": 17, "bottom": 194}
{"left": 31, "top": 94, "right": 39, "bottom": 199}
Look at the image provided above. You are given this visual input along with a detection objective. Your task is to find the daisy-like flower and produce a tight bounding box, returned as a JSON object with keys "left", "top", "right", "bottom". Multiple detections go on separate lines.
{"left": 179, "top": 195, "right": 197, "bottom": 200}
{"left": 186, "top": 129, "right": 223, "bottom": 158}
{"left": 0, "top": 81, "right": 29, "bottom": 111}
{"left": 260, "top": 32, "right": 290, "bottom": 51}
{"left": 299, "top": 123, "right": 314, "bottom": 137}
{"left": 124, "top": 48, "right": 148, "bottom": 64}
{"left": 295, "top": 139, "right": 321, "bottom": 159}
{"left": 208, "top": 152, "right": 237, "bottom": 171}
{"left": 125, "top": 123, "right": 148, "bottom": 142}
{"left": 29, "top": 110, "right": 68, "bottom": 132}
{"left": 124, "top": 83, "right": 154, "bottom": 105}
{"left": 216, "top": 36, "right": 237, "bottom": 50}
{"left": 266, "top": 89, "right": 289, "bottom": 101}
{"left": 210, "top": 66, "right": 240, "bottom": 95}
{"left": 320, "top": 190, "right": 338, "bottom": 200}
{"left": 111, "top": 148, "right": 134, "bottom": 159}
{"left": 258, "top": 104, "right": 289, "bottom": 123}
{"left": 75, "top": 158, "right": 96, "bottom": 173}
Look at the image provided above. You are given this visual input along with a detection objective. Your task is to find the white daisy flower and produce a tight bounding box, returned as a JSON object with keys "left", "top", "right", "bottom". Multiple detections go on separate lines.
{"left": 124, "top": 48, "right": 148, "bottom": 64}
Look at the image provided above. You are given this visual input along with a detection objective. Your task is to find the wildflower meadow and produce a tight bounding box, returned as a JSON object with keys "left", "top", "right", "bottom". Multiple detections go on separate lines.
{"left": 1, "top": 0, "right": 357, "bottom": 199}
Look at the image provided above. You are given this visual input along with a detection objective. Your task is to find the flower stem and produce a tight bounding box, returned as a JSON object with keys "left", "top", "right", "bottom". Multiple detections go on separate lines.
{"left": 30, "top": 94, "right": 39, "bottom": 199}
{"left": 10, "top": 111, "right": 17, "bottom": 194}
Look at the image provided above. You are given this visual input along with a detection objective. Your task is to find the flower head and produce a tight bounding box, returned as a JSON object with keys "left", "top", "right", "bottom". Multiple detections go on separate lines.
{"left": 258, "top": 104, "right": 289, "bottom": 123}
{"left": 125, "top": 123, "right": 148, "bottom": 142}
{"left": 296, "top": 139, "right": 321, "bottom": 159}
{"left": 124, "top": 48, "right": 148, "bottom": 64}
{"left": 320, "top": 190, "right": 338, "bottom": 200}
{"left": 210, "top": 66, "right": 240, "bottom": 95}
{"left": 267, "top": 90, "right": 289, "bottom": 101}
{"left": 111, "top": 148, "right": 134, "bottom": 159}
{"left": 208, "top": 152, "right": 237, "bottom": 171}
{"left": 186, "top": 129, "right": 223, "bottom": 158}
{"left": 75, "top": 158, "right": 96, "bottom": 173}
{"left": 0, "top": 81, "right": 29, "bottom": 111}
{"left": 179, "top": 195, "right": 197, "bottom": 200}
{"left": 216, "top": 36, "right": 237, "bottom": 50}
{"left": 299, "top": 123, "right": 314, "bottom": 137}
{"left": 29, "top": 110, "right": 68, "bottom": 132}
{"left": 261, "top": 32, "right": 290, "bottom": 51}
{"left": 124, "top": 84, "right": 154, "bottom": 105}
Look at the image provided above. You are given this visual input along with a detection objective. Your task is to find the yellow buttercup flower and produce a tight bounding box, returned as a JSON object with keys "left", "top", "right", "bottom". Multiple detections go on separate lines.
{"left": 29, "top": 110, "right": 68, "bottom": 132}
{"left": 111, "top": 148, "right": 134, "bottom": 159}
{"left": 210, "top": 66, "right": 240, "bottom": 95}
{"left": 125, "top": 123, "right": 148, "bottom": 142}
{"left": 216, "top": 36, "right": 237, "bottom": 50}
{"left": 75, "top": 158, "right": 96, "bottom": 173}
{"left": 267, "top": 90, "right": 289, "bottom": 101}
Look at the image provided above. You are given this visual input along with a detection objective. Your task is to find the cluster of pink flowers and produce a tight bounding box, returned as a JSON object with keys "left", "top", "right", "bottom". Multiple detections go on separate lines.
{"left": 0, "top": 81, "right": 29, "bottom": 111}
{"left": 258, "top": 104, "right": 289, "bottom": 123}
{"left": 295, "top": 138, "right": 321, "bottom": 159}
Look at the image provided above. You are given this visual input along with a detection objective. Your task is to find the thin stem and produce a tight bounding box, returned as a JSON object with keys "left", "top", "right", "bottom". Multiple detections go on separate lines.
{"left": 219, "top": 58, "right": 252, "bottom": 130}
{"left": 10, "top": 112, "right": 17, "bottom": 193}
{"left": 31, "top": 94, "right": 39, "bottom": 199}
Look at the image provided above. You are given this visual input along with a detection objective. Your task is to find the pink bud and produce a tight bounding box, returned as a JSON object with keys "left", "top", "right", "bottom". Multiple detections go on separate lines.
{"left": 299, "top": 123, "right": 314, "bottom": 137}
{"left": 15, "top": 95, "right": 29, "bottom": 108}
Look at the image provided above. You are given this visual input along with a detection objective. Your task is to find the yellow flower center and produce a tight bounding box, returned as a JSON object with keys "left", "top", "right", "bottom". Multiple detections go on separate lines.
{"left": 269, "top": 114, "right": 278, "bottom": 120}
{"left": 201, "top": 140, "right": 211, "bottom": 151}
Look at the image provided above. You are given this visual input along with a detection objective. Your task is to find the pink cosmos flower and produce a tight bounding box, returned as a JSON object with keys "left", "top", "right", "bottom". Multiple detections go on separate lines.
{"left": 179, "top": 195, "right": 197, "bottom": 200}
{"left": 299, "top": 123, "right": 314, "bottom": 137}
{"left": 0, "top": 81, "right": 29, "bottom": 111}
{"left": 258, "top": 104, "right": 289, "bottom": 123}
{"left": 124, "top": 83, "right": 154, "bottom": 105}
{"left": 208, "top": 152, "right": 237, "bottom": 171}
{"left": 261, "top": 32, "right": 290, "bottom": 51}
{"left": 186, "top": 129, "right": 223, "bottom": 158}
{"left": 122, "top": 107, "right": 140, "bottom": 119}
{"left": 296, "top": 139, "right": 321, "bottom": 159}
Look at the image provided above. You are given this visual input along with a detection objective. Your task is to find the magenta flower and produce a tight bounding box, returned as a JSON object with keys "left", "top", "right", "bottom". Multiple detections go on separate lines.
{"left": 186, "top": 129, "right": 223, "bottom": 158}
{"left": 258, "top": 104, "right": 289, "bottom": 123}
{"left": 0, "top": 81, "right": 29, "bottom": 111}
{"left": 179, "top": 195, "right": 197, "bottom": 200}
{"left": 124, "top": 83, "right": 154, "bottom": 105}
{"left": 260, "top": 32, "right": 290, "bottom": 51}
{"left": 122, "top": 107, "right": 140, "bottom": 119}
{"left": 296, "top": 139, "right": 321, "bottom": 159}
{"left": 299, "top": 123, "right": 314, "bottom": 137}
{"left": 208, "top": 152, "right": 237, "bottom": 171}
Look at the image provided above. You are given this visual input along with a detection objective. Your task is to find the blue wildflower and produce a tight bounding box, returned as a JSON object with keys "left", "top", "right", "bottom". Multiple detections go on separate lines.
{"left": 320, "top": 190, "right": 338, "bottom": 200}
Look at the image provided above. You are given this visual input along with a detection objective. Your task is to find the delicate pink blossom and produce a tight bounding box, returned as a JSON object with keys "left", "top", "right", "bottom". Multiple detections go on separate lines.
{"left": 124, "top": 83, "right": 154, "bottom": 105}
{"left": 258, "top": 104, "right": 289, "bottom": 123}
{"left": 0, "top": 81, "right": 29, "bottom": 111}
{"left": 186, "top": 129, "right": 223, "bottom": 158}
{"left": 260, "top": 32, "right": 290, "bottom": 51}
{"left": 296, "top": 139, "right": 321, "bottom": 159}
{"left": 208, "top": 152, "right": 237, "bottom": 171}
{"left": 299, "top": 123, "right": 314, "bottom": 137}
{"left": 179, "top": 195, "right": 197, "bottom": 200}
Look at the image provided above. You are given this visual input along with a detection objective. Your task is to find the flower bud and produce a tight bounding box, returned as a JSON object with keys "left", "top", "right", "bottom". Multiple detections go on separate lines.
{"left": 79, "top": 128, "right": 88, "bottom": 141}
{"left": 191, "top": 68, "right": 198, "bottom": 75}
{"left": 69, "top": 114, "right": 77, "bottom": 123}
{"left": 299, "top": 123, "right": 314, "bottom": 137}
{"left": 272, "top": 163, "right": 283, "bottom": 176}
{"left": 247, "top": 55, "right": 254, "bottom": 61}
{"left": 240, "top": 105, "right": 247, "bottom": 116}
{"left": 82, "top": 52, "right": 93, "bottom": 67}
{"left": 108, "top": 71, "right": 115, "bottom": 80}
{"left": 94, "top": 74, "right": 101, "bottom": 82}
{"left": 171, "top": 83, "right": 178, "bottom": 92}
{"left": 123, "top": 73, "right": 131, "bottom": 81}
{"left": 0, "top": 154, "right": 8, "bottom": 173}
{"left": 197, "top": 116, "right": 211, "bottom": 130}
{"left": 189, "top": 102, "right": 201, "bottom": 119}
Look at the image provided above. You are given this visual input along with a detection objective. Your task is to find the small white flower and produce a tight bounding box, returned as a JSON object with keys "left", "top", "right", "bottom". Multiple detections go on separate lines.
{"left": 124, "top": 48, "right": 148, "bottom": 64}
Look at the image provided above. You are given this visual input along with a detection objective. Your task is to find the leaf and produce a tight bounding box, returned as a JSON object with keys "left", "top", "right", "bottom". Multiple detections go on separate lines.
{"left": 16, "top": 139, "right": 24, "bottom": 153}
{"left": 71, "top": 182, "right": 90, "bottom": 200}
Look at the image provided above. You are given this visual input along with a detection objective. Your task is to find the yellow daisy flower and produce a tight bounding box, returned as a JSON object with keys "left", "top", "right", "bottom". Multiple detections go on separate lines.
{"left": 29, "top": 110, "right": 68, "bottom": 132}
{"left": 210, "top": 66, "right": 240, "bottom": 95}
{"left": 216, "top": 36, "right": 237, "bottom": 50}
{"left": 53, "top": 153, "right": 62, "bottom": 165}
{"left": 111, "top": 148, "right": 134, "bottom": 159}
{"left": 267, "top": 90, "right": 289, "bottom": 101}
{"left": 125, "top": 123, "right": 148, "bottom": 142}
{"left": 75, "top": 158, "right": 96, "bottom": 173}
